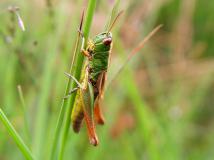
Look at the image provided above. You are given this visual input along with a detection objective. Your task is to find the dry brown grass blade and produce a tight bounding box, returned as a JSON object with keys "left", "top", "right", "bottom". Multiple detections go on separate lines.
{"left": 107, "top": 24, "right": 163, "bottom": 88}
{"left": 107, "top": 10, "right": 124, "bottom": 33}
{"left": 128, "top": 24, "right": 163, "bottom": 61}
{"left": 70, "top": 9, "right": 85, "bottom": 68}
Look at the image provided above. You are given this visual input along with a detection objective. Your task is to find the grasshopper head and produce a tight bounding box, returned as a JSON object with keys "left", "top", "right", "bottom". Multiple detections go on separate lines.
{"left": 93, "top": 32, "right": 113, "bottom": 47}
{"left": 102, "top": 32, "right": 112, "bottom": 46}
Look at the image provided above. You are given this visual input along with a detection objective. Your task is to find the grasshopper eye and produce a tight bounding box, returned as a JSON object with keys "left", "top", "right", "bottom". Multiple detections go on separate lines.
{"left": 103, "top": 37, "right": 112, "bottom": 46}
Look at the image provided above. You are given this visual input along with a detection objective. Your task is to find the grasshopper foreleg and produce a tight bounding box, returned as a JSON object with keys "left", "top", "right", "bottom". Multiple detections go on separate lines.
{"left": 77, "top": 29, "right": 92, "bottom": 60}
{"left": 82, "top": 50, "right": 92, "bottom": 59}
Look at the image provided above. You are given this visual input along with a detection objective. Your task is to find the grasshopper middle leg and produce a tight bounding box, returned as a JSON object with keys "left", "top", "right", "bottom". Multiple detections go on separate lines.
{"left": 64, "top": 72, "right": 83, "bottom": 99}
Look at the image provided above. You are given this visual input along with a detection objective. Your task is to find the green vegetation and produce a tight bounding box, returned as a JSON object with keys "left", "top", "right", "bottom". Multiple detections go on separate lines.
{"left": 0, "top": 0, "right": 213, "bottom": 160}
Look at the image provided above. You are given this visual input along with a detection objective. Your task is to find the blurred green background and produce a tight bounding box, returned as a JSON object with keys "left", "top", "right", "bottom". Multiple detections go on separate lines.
{"left": 0, "top": 0, "right": 214, "bottom": 159}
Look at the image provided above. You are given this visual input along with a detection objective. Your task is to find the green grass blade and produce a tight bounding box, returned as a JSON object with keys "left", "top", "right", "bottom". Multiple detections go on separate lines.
{"left": 17, "top": 85, "right": 31, "bottom": 145}
{"left": 0, "top": 108, "right": 34, "bottom": 160}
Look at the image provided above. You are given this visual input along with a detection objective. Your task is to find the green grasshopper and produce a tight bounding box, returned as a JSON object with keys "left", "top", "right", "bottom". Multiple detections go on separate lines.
{"left": 66, "top": 11, "right": 162, "bottom": 146}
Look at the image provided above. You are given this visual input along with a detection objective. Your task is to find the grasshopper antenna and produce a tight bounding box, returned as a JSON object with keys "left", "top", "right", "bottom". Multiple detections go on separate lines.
{"left": 107, "top": 24, "right": 163, "bottom": 88}
{"left": 107, "top": 10, "right": 124, "bottom": 33}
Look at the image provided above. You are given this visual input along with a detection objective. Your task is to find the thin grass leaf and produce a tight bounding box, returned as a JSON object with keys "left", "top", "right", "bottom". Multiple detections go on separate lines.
{"left": 17, "top": 85, "right": 31, "bottom": 144}
{"left": 0, "top": 108, "right": 34, "bottom": 160}
{"left": 106, "top": 24, "right": 163, "bottom": 89}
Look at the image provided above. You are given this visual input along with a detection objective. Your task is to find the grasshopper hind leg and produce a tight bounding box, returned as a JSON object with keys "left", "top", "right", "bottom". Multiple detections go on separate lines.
{"left": 94, "top": 97, "right": 105, "bottom": 125}
{"left": 94, "top": 71, "right": 106, "bottom": 125}
{"left": 83, "top": 111, "right": 99, "bottom": 146}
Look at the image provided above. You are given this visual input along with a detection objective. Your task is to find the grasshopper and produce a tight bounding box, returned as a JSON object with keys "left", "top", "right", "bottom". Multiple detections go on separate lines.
{"left": 66, "top": 11, "right": 162, "bottom": 146}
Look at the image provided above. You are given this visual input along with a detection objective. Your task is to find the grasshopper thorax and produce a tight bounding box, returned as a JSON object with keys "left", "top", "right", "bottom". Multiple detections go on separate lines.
{"left": 87, "top": 32, "right": 112, "bottom": 84}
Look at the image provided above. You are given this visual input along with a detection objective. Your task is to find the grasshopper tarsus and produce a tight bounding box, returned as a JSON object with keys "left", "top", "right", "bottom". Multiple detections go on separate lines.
{"left": 68, "top": 87, "right": 79, "bottom": 95}
{"left": 90, "top": 137, "right": 99, "bottom": 146}
{"left": 81, "top": 49, "right": 92, "bottom": 60}
{"left": 63, "top": 87, "right": 79, "bottom": 99}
